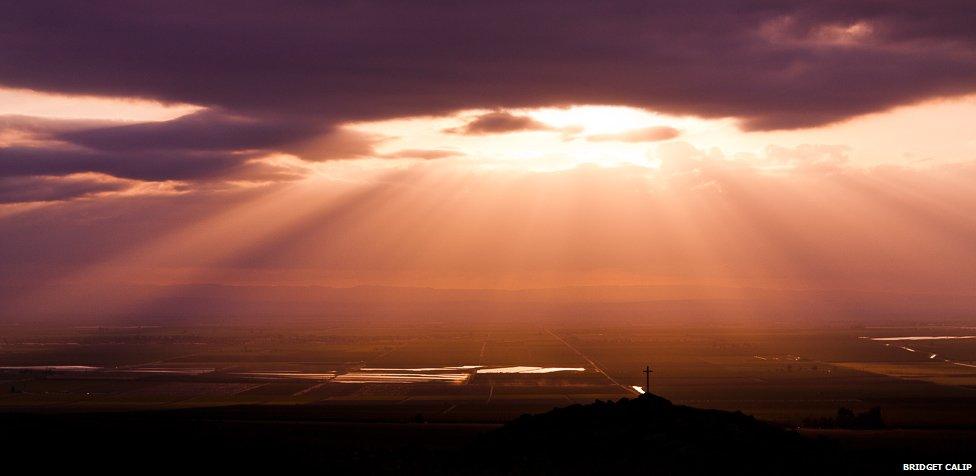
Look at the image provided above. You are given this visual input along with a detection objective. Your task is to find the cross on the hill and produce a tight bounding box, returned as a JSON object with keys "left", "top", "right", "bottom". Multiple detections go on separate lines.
{"left": 643, "top": 365, "right": 653, "bottom": 394}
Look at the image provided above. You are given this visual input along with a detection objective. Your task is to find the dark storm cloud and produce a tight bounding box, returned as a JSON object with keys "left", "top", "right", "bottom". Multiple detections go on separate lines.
{"left": 587, "top": 126, "right": 681, "bottom": 143}
{"left": 1, "top": 1, "right": 974, "bottom": 130}
{"left": 1, "top": 1, "right": 976, "bottom": 203}
{"left": 54, "top": 110, "right": 324, "bottom": 152}
{"left": 0, "top": 112, "right": 375, "bottom": 187}
{"left": 0, "top": 174, "right": 130, "bottom": 203}
{"left": 0, "top": 146, "right": 252, "bottom": 181}
{"left": 447, "top": 112, "right": 552, "bottom": 135}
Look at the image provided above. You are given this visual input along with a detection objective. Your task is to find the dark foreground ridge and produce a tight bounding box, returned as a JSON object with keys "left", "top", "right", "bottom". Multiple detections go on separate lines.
{"left": 1, "top": 395, "right": 969, "bottom": 474}
{"left": 470, "top": 393, "right": 833, "bottom": 474}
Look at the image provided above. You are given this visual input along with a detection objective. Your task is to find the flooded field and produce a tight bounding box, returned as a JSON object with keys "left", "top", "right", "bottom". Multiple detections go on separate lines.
{"left": 2, "top": 323, "right": 976, "bottom": 427}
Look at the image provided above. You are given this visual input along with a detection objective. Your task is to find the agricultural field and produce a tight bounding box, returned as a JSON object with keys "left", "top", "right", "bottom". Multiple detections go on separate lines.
{"left": 2, "top": 323, "right": 976, "bottom": 428}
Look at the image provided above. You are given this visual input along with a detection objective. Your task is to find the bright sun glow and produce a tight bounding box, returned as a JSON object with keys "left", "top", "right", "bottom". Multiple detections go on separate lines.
{"left": 347, "top": 105, "right": 706, "bottom": 171}
{"left": 340, "top": 96, "right": 976, "bottom": 174}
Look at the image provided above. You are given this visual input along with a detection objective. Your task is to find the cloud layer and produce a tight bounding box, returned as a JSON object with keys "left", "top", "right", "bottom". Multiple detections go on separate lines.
{"left": 3, "top": 1, "right": 975, "bottom": 128}
{"left": 2, "top": 2, "right": 976, "bottom": 201}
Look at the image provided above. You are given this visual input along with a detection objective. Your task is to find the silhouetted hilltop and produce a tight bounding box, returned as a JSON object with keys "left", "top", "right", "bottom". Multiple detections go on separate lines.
{"left": 469, "top": 393, "right": 836, "bottom": 475}
{"left": 1, "top": 398, "right": 971, "bottom": 474}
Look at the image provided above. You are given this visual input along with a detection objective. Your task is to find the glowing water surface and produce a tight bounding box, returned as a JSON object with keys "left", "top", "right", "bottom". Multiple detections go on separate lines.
{"left": 476, "top": 366, "right": 586, "bottom": 374}
{"left": 333, "top": 372, "right": 471, "bottom": 384}
{"left": 862, "top": 336, "right": 976, "bottom": 341}
{"left": 125, "top": 367, "right": 215, "bottom": 375}
{"left": 233, "top": 372, "right": 337, "bottom": 380}
{"left": 0, "top": 365, "right": 100, "bottom": 371}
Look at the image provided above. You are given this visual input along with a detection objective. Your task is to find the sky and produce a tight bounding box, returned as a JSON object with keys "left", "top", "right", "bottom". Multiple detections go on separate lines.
{"left": 1, "top": 2, "right": 975, "bottom": 319}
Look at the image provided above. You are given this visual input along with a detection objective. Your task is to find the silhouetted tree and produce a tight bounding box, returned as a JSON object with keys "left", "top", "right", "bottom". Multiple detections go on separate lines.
{"left": 802, "top": 407, "right": 884, "bottom": 429}
{"left": 836, "top": 407, "right": 856, "bottom": 427}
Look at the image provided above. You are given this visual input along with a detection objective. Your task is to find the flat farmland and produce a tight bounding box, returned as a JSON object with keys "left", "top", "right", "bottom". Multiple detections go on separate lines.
{"left": 2, "top": 323, "right": 975, "bottom": 428}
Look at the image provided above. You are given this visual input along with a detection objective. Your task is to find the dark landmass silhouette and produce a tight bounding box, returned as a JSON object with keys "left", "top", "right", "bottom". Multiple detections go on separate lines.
{"left": 469, "top": 393, "right": 835, "bottom": 475}
{"left": 1, "top": 395, "right": 971, "bottom": 474}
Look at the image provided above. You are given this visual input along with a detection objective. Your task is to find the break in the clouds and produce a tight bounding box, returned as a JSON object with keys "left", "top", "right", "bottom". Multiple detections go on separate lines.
{"left": 379, "top": 149, "right": 464, "bottom": 160}
{"left": 586, "top": 126, "right": 681, "bottom": 143}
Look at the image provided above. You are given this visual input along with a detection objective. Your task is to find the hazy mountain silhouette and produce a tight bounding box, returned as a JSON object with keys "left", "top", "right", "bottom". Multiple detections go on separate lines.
{"left": 4, "top": 283, "right": 974, "bottom": 324}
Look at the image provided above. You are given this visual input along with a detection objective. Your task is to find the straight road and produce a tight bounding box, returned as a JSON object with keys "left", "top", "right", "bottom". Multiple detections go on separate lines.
{"left": 544, "top": 327, "right": 638, "bottom": 395}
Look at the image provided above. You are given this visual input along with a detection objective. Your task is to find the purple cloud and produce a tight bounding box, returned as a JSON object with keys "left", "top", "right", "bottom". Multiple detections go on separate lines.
{"left": 0, "top": 146, "right": 252, "bottom": 181}
{"left": 0, "top": 174, "right": 131, "bottom": 203}
{"left": 447, "top": 112, "right": 552, "bottom": 135}
{"left": 54, "top": 110, "right": 323, "bottom": 152}
{"left": 1, "top": 1, "right": 976, "bottom": 203}
{"left": 2, "top": 2, "right": 972, "bottom": 130}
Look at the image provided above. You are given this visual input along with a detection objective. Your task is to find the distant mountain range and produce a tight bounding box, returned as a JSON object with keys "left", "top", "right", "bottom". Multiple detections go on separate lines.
{"left": 2, "top": 283, "right": 974, "bottom": 324}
